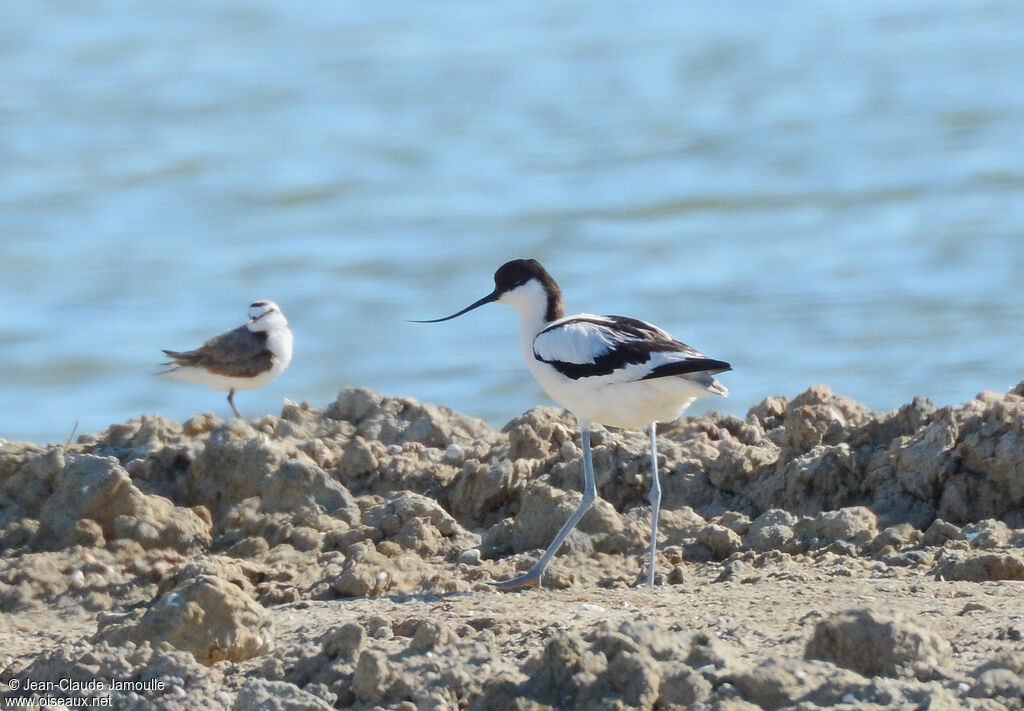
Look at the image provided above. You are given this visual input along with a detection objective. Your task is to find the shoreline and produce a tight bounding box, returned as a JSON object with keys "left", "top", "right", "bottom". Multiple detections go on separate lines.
{"left": 2, "top": 384, "right": 1023, "bottom": 709}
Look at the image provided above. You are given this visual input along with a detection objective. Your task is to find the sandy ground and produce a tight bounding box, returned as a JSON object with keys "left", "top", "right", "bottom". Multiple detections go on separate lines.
{"left": 2, "top": 386, "right": 1024, "bottom": 709}
{"left": 4, "top": 557, "right": 1023, "bottom": 709}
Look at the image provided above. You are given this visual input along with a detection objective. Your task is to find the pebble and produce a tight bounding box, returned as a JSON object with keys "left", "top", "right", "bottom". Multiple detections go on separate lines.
{"left": 458, "top": 549, "right": 482, "bottom": 566}
{"left": 445, "top": 443, "right": 464, "bottom": 462}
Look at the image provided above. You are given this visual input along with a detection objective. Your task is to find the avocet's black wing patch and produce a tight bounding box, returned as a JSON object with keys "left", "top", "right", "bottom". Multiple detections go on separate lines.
{"left": 532, "top": 315, "right": 730, "bottom": 382}
{"left": 639, "top": 357, "right": 732, "bottom": 380}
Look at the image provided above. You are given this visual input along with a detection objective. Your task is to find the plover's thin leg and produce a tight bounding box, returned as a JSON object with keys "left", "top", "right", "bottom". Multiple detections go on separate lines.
{"left": 493, "top": 421, "right": 597, "bottom": 590}
{"left": 227, "top": 389, "right": 243, "bottom": 419}
{"left": 647, "top": 422, "right": 662, "bottom": 587}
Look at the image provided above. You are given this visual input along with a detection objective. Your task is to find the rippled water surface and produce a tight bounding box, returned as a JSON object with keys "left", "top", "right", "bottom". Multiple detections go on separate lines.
{"left": 2, "top": 1, "right": 1023, "bottom": 442}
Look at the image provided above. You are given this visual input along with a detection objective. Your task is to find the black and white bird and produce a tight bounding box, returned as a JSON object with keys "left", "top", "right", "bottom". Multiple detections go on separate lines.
{"left": 417, "top": 259, "right": 730, "bottom": 588}
{"left": 160, "top": 300, "right": 294, "bottom": 419}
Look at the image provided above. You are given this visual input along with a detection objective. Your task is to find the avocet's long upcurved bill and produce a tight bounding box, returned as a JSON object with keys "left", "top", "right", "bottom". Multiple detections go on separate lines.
{"left": 410, "top": 290, "right": 499, "bottom": 323}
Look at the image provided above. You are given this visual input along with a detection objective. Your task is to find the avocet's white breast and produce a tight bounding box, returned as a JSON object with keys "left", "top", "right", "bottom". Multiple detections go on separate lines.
{"left": 519, "top": 314, "right": 727, "bottom": 428}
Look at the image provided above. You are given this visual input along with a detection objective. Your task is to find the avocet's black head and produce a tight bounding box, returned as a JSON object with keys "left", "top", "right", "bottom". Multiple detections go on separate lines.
{"left": 412, "top": 258, "right": 564, "bottom": 323}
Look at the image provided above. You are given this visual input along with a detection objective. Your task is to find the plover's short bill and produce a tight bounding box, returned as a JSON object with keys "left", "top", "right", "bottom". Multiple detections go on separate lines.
{"left": 417, "top": 259, "right": 730, "bottom": 589}
{"left": 160, "top": 300, "right": 294, "bottom": 419}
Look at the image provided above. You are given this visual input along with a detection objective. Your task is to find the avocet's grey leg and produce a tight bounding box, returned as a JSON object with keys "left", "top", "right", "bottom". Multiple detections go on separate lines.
{"left": 493, "top": 421, "right": 597, "bottom": 590}
{"left": 647, "top": 422, "right": 661, "bottom": 587}
{"left": 227, "top": 389, "right": 243, "bottom": 419}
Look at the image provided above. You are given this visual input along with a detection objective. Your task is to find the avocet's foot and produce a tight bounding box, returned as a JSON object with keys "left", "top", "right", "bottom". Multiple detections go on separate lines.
{"left": 490, "top": 571, "right": 543, "bottom": 591}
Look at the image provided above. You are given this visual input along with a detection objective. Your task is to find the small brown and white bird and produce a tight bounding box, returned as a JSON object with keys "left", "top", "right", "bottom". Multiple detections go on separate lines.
{"left": 159, "top": 300, "right": 293, "bottom": 419}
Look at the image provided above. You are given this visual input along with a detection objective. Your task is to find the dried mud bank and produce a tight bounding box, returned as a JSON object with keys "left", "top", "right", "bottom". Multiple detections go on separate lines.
{"left": 1, "top": 384, "right": 1023, "bottom": 710}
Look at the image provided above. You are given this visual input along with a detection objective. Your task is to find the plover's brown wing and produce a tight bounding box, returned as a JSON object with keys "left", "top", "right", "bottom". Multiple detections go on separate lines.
{"left": 162, "top": 325, "right": 274, "bottom": 378}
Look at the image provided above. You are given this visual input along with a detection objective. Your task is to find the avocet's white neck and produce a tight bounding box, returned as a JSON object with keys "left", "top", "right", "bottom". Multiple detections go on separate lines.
{"left": 495, "top": 278, "right": 562, "bottom": 368}
{"left": 498, "top": 279, "right": 555, "bottom": 336}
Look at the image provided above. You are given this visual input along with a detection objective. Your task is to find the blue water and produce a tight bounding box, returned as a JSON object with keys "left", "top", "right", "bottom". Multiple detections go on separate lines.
{"left": 2, "top": 1, "right": 1023, "bottom": 443}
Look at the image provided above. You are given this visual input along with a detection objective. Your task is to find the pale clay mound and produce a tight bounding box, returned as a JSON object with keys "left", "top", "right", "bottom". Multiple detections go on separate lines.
{"left": 1, "top": 384, "right": 1023, "bottom": 710}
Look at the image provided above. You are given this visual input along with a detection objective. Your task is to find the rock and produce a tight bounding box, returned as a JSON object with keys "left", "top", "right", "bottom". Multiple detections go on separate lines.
{"left": 724, "top": 658, "right": 836, "bottom": 710}
{"left": 69, "top": 518, "right": 106, "bottom": 548}
{"left": 32, "top": 454, "right": 210, "bottom": 553}
{"left": 449, "top": 457, "right": 531, "bottom": 524}
{"left": 657, "top": 507, "right": 708, "bottom": 546}
{"left": 714, "top": 559, "right": 750, "bottom": 583}
{"left": 362, "top": 491, "right": 478, "bottom": 559}
{"left": 853, "top": 396, "right": 938, "bottom": 451}
{"left": 717, "top": 511, "right": 753, "bottom": 536}
{"left": 974, "top": 651, "right": 1024, "bottom": 676}
{"left": 686, "top": 632, "right": 741, "bottom": 671}
{"left": 330, "top": 541, "right": 394, "bottom": 597}
{"left": 963, "top": 519, "right": 1012, "bottom": 549}
{"left": 471, "top": 621, "right": 701, "bottom": 711}
{"left": 868, "top": 523, "right": 921, "bottom": 555}
{"left": 705, "top": 438, "right": 778, "bottom": 496}
{"left": 801, "top": 506, "right": 878, "bottom": 550}
{"left": 233, "top": 679, "right": 334, "bottom": 711}
{"left": 97, "top": 575, "right": 272, "bottom": 665}
{"left": 410, "top": 620, "right": 457, "bottom": 652}
{"left": 921, "top": 519, "right": 964, "bottom": 546}
{"left": 932, "top": 551, "right": 1024, "bottom": 582}
{"left": 480, "top": 517, "right": 515, "bottom": 559}
{"left": 92, "top": 414, "right": 187, "bottom": 456}
{"left": 530, "top": 629, "right": 648, "bottom": 708}
{"left": 0, "top": 517, "right": 40, "bottom": 554}
{"left": 188, "top": 429, "right": 359, "bottom": 526}
{"left": 321, "top": 622, "right": 365, "bottom": 658}
{"left": 510, "top": 483, "right": 623, "bottom": 554}
{"left": 805, "top": 608, "right": 951, "bottom": 678}
{"left": 501, "top": 407, "right": 576, "bottom": 461}
{"left": 768, "top": 443, "right": 864, "bottom": 515}
{"left": 0, "top": 445, "right": 65, "bottom": 523}
{"left": 709, "top": 698, "right": 764, "bottom": 711}
{"left": 352, "top": 649, "right": 394, "bottom": 703}
{"left": 326, "top": 388, "right": 489, "bottom": 448}
{"left": 783, "top": 386, "right": 872, "bottom": 452}
{"left": 457, "top": 548, "right": 482, "bottom": 565}
{"left": 695, "top": 524, "right": 743, "bottom": 559}
{"left": 969, "top": 668, "right": 1024, "bottom": 701}
{"left": 658, "top": 667, "right": 712, "bottom": 708}
{"left": 155, "top": 557, "right": 258, "bottom": 598}
{"left": 951, "top": 396, "right": 1024, "bottom": 518}
{"left": 745, "top": 509, "right": 802, "bottom": 554}
{"left": 19, "top": 639, "right": 236, "bottom": 709}
{"left": 746, "top": 396, "right": 789, "bottom": 434}
{"left": 892, "top": 410, "right": 958, "bottom": 501}
{"left": 337, "top": 435, "right": 380, "bottom": 479}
